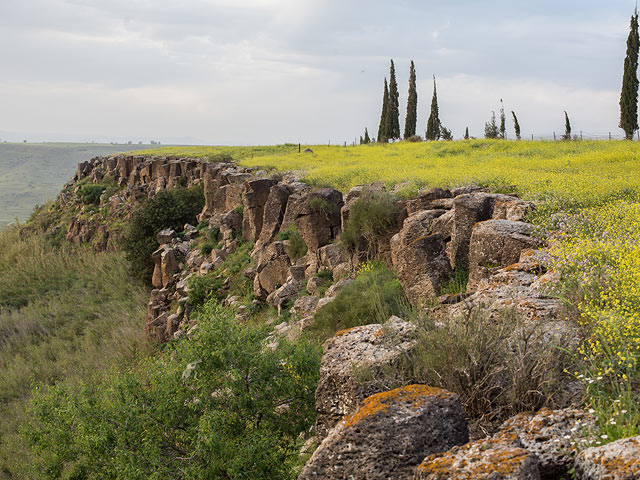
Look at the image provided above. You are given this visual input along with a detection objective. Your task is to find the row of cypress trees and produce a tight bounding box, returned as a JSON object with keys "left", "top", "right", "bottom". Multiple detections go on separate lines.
{"left": 365, "top": 8, "right": 640, "bottom": 144}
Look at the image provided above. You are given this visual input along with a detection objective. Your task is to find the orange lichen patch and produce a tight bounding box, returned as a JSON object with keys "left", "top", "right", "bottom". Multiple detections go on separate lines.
{"left": 341, "top": 385, "right": 454, "bottom": 430}
{"left": 578, "top": 437, "right": 640, "bottom": 473}
{"left": 503, "top": 262, "right": 524, "bottom": 272}
{"left": 334, "top": 326, "right": 362, "bottom": 337}
{"left": 373, "top": 328, "right": 385, "bottom": 339}
{"left": 416, "top": 437, "right": 532, "bottom": 479}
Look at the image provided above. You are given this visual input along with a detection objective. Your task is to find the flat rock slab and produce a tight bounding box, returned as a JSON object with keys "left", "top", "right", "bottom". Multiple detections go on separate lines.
{"left": 299, "top": 385, "right": 469, "bottom": 480}
{"left": 415, "top": 435, "right": 540, "bottom": 480}
{"left": 575, "top": 435, "right": 640, "bottom": 480}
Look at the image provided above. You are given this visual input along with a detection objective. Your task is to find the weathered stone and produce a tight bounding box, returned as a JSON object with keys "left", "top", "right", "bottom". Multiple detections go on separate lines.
{"left": 317, "top": 243, "right": 350, "bottom": 270}
{"left": 315, "top": 316, "right": 417, "bottom": 438}
{"left": 160, "top": 247, "right": 180, "bottom": 287}
{"left": 406, "top": 188, "right": 453, "bottom": 215}
{"left": 493, "top": 198, "right": 536, "bottom": 222}
{"left": 415, "top": 435, "right": 541, "bottom": 480}
{"left": 332, "top": 262, "right": 352, "bottom": 280}
{"left": 496, "top": 408, "right": 595, "bottom": 480}
{"left": 306, "top": 275, "right": 329, "bottom": 295}
{"left": 253, "top": 241, "right": 291, "bottom": 298}
{"left": 256, "top": 184, "right": 290, "bottom": 248}
{"left": 242, "top": 179, "right": 277, "bottom": 241}
{"left": 291, "top": 296, "right": 319, "bottom": 319}
{"left": 467, "top": 220, "right": 541, "bottom": 292}
{"left": 299, "top": 385, "right": 469, "bottom": 480}
{"left": 575, "top": 435, "right": 640, "bottom": 480}
{"left": 157, "top": 228, "right": 176, "bottom": 245}
{"left": 391, "top": 211, "right": 453, "bottom": 307}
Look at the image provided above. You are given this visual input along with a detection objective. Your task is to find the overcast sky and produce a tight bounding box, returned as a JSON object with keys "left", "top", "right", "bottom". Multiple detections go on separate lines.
{"left": 0, "top": 0, "right": 637, "bottom": 144}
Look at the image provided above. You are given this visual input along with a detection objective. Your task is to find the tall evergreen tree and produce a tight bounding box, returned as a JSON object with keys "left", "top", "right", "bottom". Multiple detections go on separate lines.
{"left": 620, "top": 10, "right": 640, "bottom": 140}
{"left": 512, "top": 111, "right": 521, "bottom": 140}
{"left": 563, "top": 111, "right": 572, "bottom": 140}
{"left": 485, "top": 111, "right": 499, "bottom": 139}
{"left": 404, "top": 60, "right": 418, "bottom": 139}
{"left": 499, "top": 99, "right": 506, "bottom": 139}
{"left": 388, "top": 60, "right": 400, "bottom": 139}
{"left": 377, "top": 78, "right": 390, "bottom": 143}
{"left": 464, "top": 127, "right": 469, "bottom": 140}
{"left": 425, "top": 76, "right": 441, "bottom": 141}
{"left": 363, "top": 127, "right": 371, "bottom": 144}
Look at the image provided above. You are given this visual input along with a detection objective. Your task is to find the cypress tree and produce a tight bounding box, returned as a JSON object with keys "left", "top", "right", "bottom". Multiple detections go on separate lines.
{"left": 464, "top": 127, "right": 469, "bottom": 140}
{"left": 404, "top": 60, "right": 418, "bottom": 139}
{"left": 484, "top": 111, "right": 499, "bottom": 139}
{"left": 388, "top": 60, "right": 400, "bottom": 140}
{"left": 425, "top": 76, "right": 441, "bottom": 141}
{"left": 563, "top": 111, "right": 572, "bottom": 140}
{"left": 364, "top": 128, "right": 371, "bottom": 144}
{"left": 499, "top": 99, "right": 506, "bottom": 139}
{"left": 377, "top": 78, "right": 390, "bottom": 143}
{"left": 620, "top": 10, "right": 640, "bottom": 140}
{"left": 512, "top": 111, "right": 521, "bottom": 140}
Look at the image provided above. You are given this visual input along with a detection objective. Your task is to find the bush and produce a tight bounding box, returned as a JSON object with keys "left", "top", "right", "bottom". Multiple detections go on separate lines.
{"left": 278, "top": 226, "right": 307, "bottom": 261}
{"left": 199, "top": 242, "right": 215, "bottom": 256}
{"left": 188, "top": 272, "right": 224, "bottom": 307}
{"left": 406, "top": 135, "right": 423, "bottom": 142}
{"left": 26, "top": 301, "right": 320, "bottom": 479}
{"left": 340, "top": 190, "right": 399, "bottom": 258}
{"left": 401, "top": 308, "right": 571, "bottom": 431}
{"left": 78, "top": 183, "right": 106, "bottom": 205}
{"left": 310, "top": 261, "right": 408, "bottom": 341}
{"left": 123, "top": 185, "right": 204, "bottom": 283}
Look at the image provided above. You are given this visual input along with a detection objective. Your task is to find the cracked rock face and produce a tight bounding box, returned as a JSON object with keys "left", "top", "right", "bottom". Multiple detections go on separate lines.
{"left": 300, "top": 385, "right": 469, "bottom": 480}
{"left": 575, "top": 435, "right": 640, "bottom": 480}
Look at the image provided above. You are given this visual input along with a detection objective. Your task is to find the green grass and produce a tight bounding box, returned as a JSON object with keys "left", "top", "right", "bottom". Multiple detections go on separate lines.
{"left": 0, "top": 226, "right": 150, "bottom": 479}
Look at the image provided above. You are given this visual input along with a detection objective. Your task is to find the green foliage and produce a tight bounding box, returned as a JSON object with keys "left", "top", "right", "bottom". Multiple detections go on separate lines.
{"left": 499, "top": 99, "right": 506, "bottom": 139}
{"left": 404, "top": 60, "right": 418, "bottom": 140}
{"left": 340, "top": 190, "right": 399, "bottom": 257}
{"left": 387, "top": 59, "right": 400, "bottom": 140}
{"left": 425, "top": 76, "right": 441, "bottom": 141}
{"left": 278, "top": 226, "right": 307, "bottom": 261}
{"left": 485, "top": 111, "right": 499, "bottom": 139}
{"left": 311, "top": 261, "right": 408, "bottom": 341}
{"left": 377, "top": 77, "right": 390, "bottom": 143}
{"left": 401, "top": 309, "right": 571, "bottom": 429}
{"left": 439, "top": 268, "right": 469, "bottom": 296}
{"left": 123, "top": 185, "right": 204, "bottom": 283}
{"left": 620, "top": 11, "right": 639, "bottom": 140}
{"left": 188, "top": 272, "right": 224, "bottom": 307}
{"left": 207, "top": 225, "right": 220, "bottom": 242}
{"left": 363, "top": 127, "right": 371, "bottom": 144}
{"left": 512, "top": 111, "right": 521, "bottom": 140}
{"left": 440, "top": 125, "right": 453, "bottom": 141}
{"left": 199, "top": 241, "right": 215, "bottom": 256}
{"left": 464, "top": 127, "right": 470, "bottom": 140}
{"left": 26, "top": 301, "right": 320, "bottom": 479}
{"left": 563, "top": 111, "right": 572, "bottom": 141}
{"left": 234, "top": 204, "right": 244, "bottom": 217}
{"left": 77, "top": 183, "right": 106, "bottom": 205}
{"left": 0, "top": 226, "right": 149, "bottom": 477}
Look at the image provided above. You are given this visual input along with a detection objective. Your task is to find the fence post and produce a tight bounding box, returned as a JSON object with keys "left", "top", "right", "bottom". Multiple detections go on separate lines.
{"left": 298, "top": 143, "right": 301, "bottom": 153}
{"left": 553, "top": 132, "right": 556, "bottom": 141}
{"left": 580, "top": 131, "right": 583, "bottom": 141}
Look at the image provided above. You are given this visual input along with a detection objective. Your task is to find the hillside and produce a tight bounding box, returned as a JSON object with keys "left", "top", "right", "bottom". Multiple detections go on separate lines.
{"left": 2, "top": 141, "right": 640, "bottom": 478}
{"left": 0, "top": 143, "right": 159, "bottom": 227}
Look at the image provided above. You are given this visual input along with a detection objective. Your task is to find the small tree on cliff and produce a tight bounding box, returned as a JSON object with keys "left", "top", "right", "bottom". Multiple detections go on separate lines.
{"left": 404, "top": 60, "right": 418, "bottom": 139}
{"left": 425, "top": 76, "right": 441, "bottom": 141}
{"left": 464, "top": 127, "right": 469, "bottom": 140}
{"left": 363, "top": 127, "right": 371, "bottom": 144}
{"left": 377, "top": 78, "right": 390, "bottom": 142}
{"left": 620, "top": 9, "right": 640, "bottom": 140}
{"left": 388, "top": 59, "right": 401, "bottom": 140}
{"left": 499, "top": 99, "right": 506, "bottom": 139}
{"left": 484, "top": 111, "right": 499, "bottom": 139}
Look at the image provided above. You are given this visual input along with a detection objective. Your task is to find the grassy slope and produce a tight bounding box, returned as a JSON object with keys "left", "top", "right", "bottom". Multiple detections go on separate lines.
{"left": 0, "top": 226, "right": 150, "bottom": 479}
{"left": 0, "top": 143, "right": 157, "bottom": 227}
{"left": 134, "top": 140, "right": 640, "bottom": 212}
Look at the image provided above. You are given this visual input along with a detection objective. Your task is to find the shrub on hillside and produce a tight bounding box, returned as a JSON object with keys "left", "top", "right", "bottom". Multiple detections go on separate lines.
{"left": 26, "top": 301, "right": 320, "bottom": 479}
{"left": 78, "top": 183, "right": 106, "bottom": 205}
{"left": 278, "top": 226, "right": 307, "bottom": 261}
{"left": 310, "top": 261, "right": 409, "bottom": 340}
{"left": 123, "top": 185, "right": 204, "bottom": 283}
{"left": 340, "top": 190, "right": 399, "bottom": 258}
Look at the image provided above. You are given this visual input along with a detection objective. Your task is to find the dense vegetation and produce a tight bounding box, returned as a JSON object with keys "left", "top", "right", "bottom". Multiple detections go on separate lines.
{"left": 0, "top": 226, "right": 149, "bottom": 478}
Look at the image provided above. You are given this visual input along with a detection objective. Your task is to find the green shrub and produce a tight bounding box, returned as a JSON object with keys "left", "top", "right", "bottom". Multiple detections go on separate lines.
{"left": 340, "top": 190, "right": 399, "bottom": 257}
{"left": 279, "top": 226, "right": 307, "bottom": 261}
{"left": 234, "top": 204, "right": 244, "bottom": 217}
{"left": 316, "top": 269, "right": 333, "bottom": 281}
{"left": 310, "top": 261, "right": 408, "bottom": 341}
{"left": 78, "top": 183, "right": 106, "bottom": 205}
{"left": 308, "top": 196, "right": 337, "bottom": 215}
{"left": 439, "top": 268, "right": 469, "bottom": 296}
{"left": 26, "top": 301, "right": 320, "bottom": 479}
{"left": 199, "top": 242, "right": 215, "bottom": 256}
{"left": 188, "top": 272, "right": 224, "bottom": 307}
{"left": 123, "top": 185, "right": 204, "bottom": 283}
{"left": 208, "top": 225, "right": 220, "bottom": 243}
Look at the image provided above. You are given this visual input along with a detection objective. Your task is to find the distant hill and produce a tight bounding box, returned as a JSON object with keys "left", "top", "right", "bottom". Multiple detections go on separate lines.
{"left": 0, "top": 143, "right": 160, "bottom": 227}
